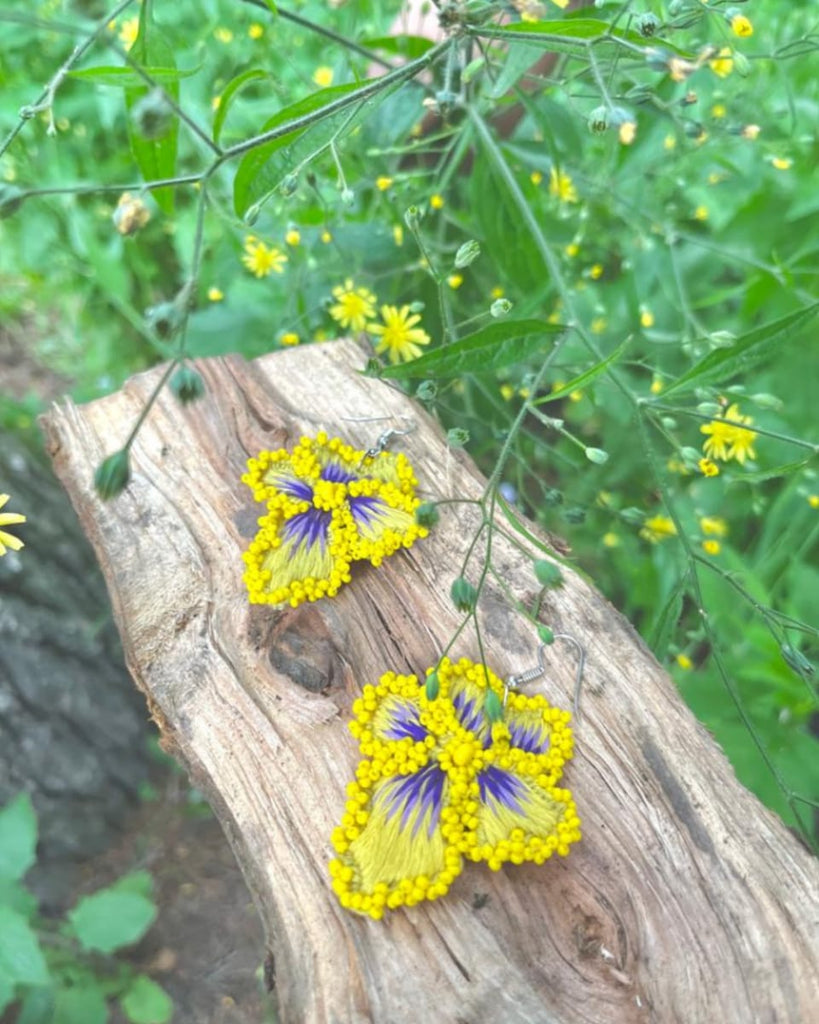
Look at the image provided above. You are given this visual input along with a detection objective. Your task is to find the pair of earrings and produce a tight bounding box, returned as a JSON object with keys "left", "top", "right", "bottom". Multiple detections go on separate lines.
{"left": 242, "top": 432, "right": 582, "bottom": 920}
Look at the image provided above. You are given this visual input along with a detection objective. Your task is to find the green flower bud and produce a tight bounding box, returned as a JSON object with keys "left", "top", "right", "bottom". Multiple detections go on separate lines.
{"left": 340, "top": 187, "right": 355, "bottom": 206}
{"left": 679, "top": 446, "right": 701, "bottom": 467}
{"left": 620, "top": 506, "right": 645, "bottom": 525}
{"left": 696, "top": 402, "right": 723, "bottom": 417}
{"left": 661, "top": 417, "right": 677, "bottom": 430}
{"left": 94, "top": 448, "right": 131, "bottom": 501}
{"left": 732, "top": 51, "right": 751, "bottom": 77}
{"left": 425, "top": 671, "right": 440, "bottom": 701}
{"left": 780, "top": 644, "right": 814, "bottom": 679}
{"left": 415, "top": 380, "right": 437, "bottom": 402}
{"left": 447, "top": 427, "right": 469, "bottom": 448}
{"left": 145, "top": 301, "right": 182, "bottom": 340}
{"left": 707, "top": 331, "right": 736, "bottom": 350}
{"left": 483, "top": 690, "right": 503, "bottom": 724}
{"left": 450, "top": 576, "right": 478, "bottom": 613}
{"left": 409, "top": 301, "right": 426, "bottom": 314}
{"left": 362, "top": 358, "right": 383, "bottom": 378}
{"left": 543, "top": 488, "right": 563, "bottom": 507}
{"left": 534, "top": 560, "right": 563, "bottom": 588}
{"left": 490, "top": 298, "right": 512, "bottom": 318}
{"left": 131, "top": 88, "right": 173, "bottom": 139}
{"left": 415, "top": 502, "right": 440, "bottom": 528}
{"left": 587, "top": 105, "right": 609, "bottom": 134}
{"left": 537, "top": 625, "right": 555, "bottom": 645}
{"left": 454, "top": 240, "right": 481, "bottom": 268}
{"left": 280, "top": 174, "right": 298, "bottom": 197}
{"left": 404, "top": 205, "right": 420, "bottom": 229}
{"left": 584, "top": 447, "right": 609, "bottom": 465}
{"left": 171, "top": 366, "right": 205, "bottom": 405}
{"left": 564, "top": 506, "right": 586, "bottom": 525}
{"left": 635, "top": 12, "right": 660, "bottom": 36}
{"left": 750, "top": 393, "right": 783, "bottom": 411}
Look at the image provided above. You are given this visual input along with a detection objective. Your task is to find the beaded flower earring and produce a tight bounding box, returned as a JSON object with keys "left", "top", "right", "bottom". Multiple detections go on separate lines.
{"left": 242, "top": 430, "right": 428, "bottom": 608}
{"left": 329, "top": 644, "right": 583, "bottom": 920}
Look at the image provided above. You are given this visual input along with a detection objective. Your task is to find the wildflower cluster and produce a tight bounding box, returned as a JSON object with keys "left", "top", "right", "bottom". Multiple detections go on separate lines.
{"left": 242, "top": 433, "right": 428, "bottom": 607}
{"left": 328, "top": 280, "right": 432, "bottom": 364}
{"left": 329, "top": 657, "right": 580, "bottom": 919}
{"left": 700, "top": 403, "right": 757, "bottom": 465}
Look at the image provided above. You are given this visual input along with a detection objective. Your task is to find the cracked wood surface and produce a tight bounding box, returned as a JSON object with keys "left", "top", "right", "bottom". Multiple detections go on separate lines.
{"left": 42, "top": 339, "right": 818, "bottom": 1024}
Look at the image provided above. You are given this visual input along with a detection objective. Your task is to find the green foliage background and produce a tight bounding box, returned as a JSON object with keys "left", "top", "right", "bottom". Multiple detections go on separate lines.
{"left": 0, "top": 0, "right": 817, "bottom": 982}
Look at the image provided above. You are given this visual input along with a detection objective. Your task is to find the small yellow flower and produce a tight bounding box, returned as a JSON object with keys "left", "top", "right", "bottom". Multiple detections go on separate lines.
{"left": 771, "top": 156, "right": 792, "bottom": 171}
{"left": 214, "top": 27, "right": 234, "bottom": 43}
{"left": 741, "top": 124, "right": 761, "bottom": 140}
{"left": 430, "top": 194, "right": 445, "bottom": 210}
{"left": 618, "top": 121, "right": 637, "bottom": 145}
{"left": 249, "top": 23, "right": 264, "bottom": 40}
{"left": 711, "top": 103, "right": 727, "bottom": 119}
{"left": 447, "top": 273, "right": 463, "bottom": 290}
{"left": 241, "top": 236, "right": 287, "bottom": 278}
{"left": 667, "top": 457, "right": 690, "bottom": 476}
{"left": 549, "top": 167, "right": 578, "bottom": 203}
{"left": 565, "top": 242, "right": 579, "bottom": 258}
{"left": 731, "top": 14, "right": 753, "bottom": 38}
{"left": 393, "top": 224, "right": 404, "bottom": 247}
{"left": 710, "top": 48, "right": 734, "bottom": 78}
{"left": 702, "top": 539, "right": 721, "bottom": 555}
{"left": 698, "top": 457, "right": 720, "bottom": 477}
{"left": 280, "top": 332, "right": 300, "bottom": 346}
{"left": 375, "top": 176, "right": 393, "bottom": 191}
{"left": 650, "top": 377, "right": 663, "bottom": 395}
{"left": 500, "top": 384, "right": 515, "bottom": 401}
{"left": 694, "top": 205, "right": 709, "bottom": 221}
{"left": 707, "top": 172, "right": 724, "bottom": 186}
{"left": 700, "top": 403, "right": 757, "bottom": 464}
{"left": 369, "top": 305, "right": 431, "bottom": 364}
{"left": 591, "top": 317, "right": 607, "bottom": 334}
{"left": 700, "top": 516, "right": 728, "bottom": 537}
{"left": 569, "top": 390, "right": 583, "bottom": 403}
{"left": 329, "top": 280, "right": 377, "bottom": 332}
{"left": 676, "top": 653, "right": 693, "bottom": 670}
{"left": 0, "top": 494, "right": 26, "bottom": 556}
{"left": 285, "top": 228, "right": 301, "bottom": 247}
{"left": 491, "top": 286, "right": 505, "bottom": 299}
{"left": 602, "top": 532, "right": 620, "bottom": 548}
{"left": 321, "top": 230, "right": 333, "bottom": 244}
{"left": 119, "top": 17, "right": 139, "bottom": 51}
{"left": 313, "top": 66, "right": 334, "bottom": 88}
{"left": 640, "top": 515, "right": 677, "bottom": 544}
{"left": 530, "top": 170, "right": 543, "bottom": 186}
{"left": 589, "top": 263, "right": 604, "bottom": 280}
{"left": 211, "top": 95, "right": 222, "bottom": 110}
{"left": 640, "top": 307, "right": 655, "bottom": 329}
{"left": 807, "top": 494, "right": 819, "bottom": 509}
{"left": 207, "top": 286, "right": 224, "bottom": 302}
{"left": 664, "top": 134, "right": 677, "bottom": 151}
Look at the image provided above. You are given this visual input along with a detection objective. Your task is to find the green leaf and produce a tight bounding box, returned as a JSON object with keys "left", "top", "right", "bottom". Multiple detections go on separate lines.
{"left": 67, "top": 881, "right": 156, "bottom": 954}
{"left": 124, "top": 8, "right": 179, "bottom": 214}
{"left": 0, "top": 879, "right": 38, "bottom": 918}
{"left": 378, "top": 320, "right": 564, "bottom": 380}
{"left": 363, "top": 35, "right": 435, "bottom": 58}
{"left": 12, "top": 984, "right": 53, "bottom": 1024}
{"left": 0, "top": 905, "right": 50, "bottom": 987}
{"left": 480, "top": 19, "right": 664, "bottom": 54}
{"left": 121, "top": 975, "right": 173, "bottom": 1024}
{"left": 69, "top": 65, "right": 197, "bottom": 88}
{"left": 233, "top": 78, "right": 397, "bottom": 217}
{"left": 0, "top": 793, "right": 37, "bottom": 882}
{"left": 660, "top": 302, "right": 819, "bottom": 397}
{"left": 213, "top": 68, "right": 274, "bottom": 145}
{"left": 53, "top": 983, "right": 108, "bottom": 1024}
{"left": 534, "top": 335, "right": 631, "bottom": 403}
{"left": 647, "top": 581, "right": 685, "bottom": 659}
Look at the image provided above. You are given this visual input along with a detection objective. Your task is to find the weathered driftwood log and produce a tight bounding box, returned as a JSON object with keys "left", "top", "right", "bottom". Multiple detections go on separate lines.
{"left": 41, "top": 340, "right": 818, "bottom": 1024}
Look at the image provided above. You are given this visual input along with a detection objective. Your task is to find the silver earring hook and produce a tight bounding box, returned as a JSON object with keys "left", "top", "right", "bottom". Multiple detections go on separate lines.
{"left": 347, "top": 417, "right": 415, "bottom": 465}
{"left": 503, "top": 633, "right": 586, "bottom": 723}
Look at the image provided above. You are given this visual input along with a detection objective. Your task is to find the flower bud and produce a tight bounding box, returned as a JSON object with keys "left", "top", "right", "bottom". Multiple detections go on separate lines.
{"left": 635, "top": 12, "right": 660, "bottom": 37}
{"left": 537, "top": 625, "right": 555, "bottom": 645}
{"left": 415, "top": 380, "right": 437, "bottom": 402}
{"left": 543, "top": 488, "right": 563, "bottom": 507}
{"left": 490, "top": 298, "right": 512, "bottom": 318}
{"left": 113, "top": 192, "right": 150, "bottom": 236}
{"left": 534, "top": 560, "right": 563, "bottom": 588}
{"left": 483, "top": 690, "right": 503, "bottom": 724}
{"left": 404, "top": 205, "right": 420, "bottom": 229}
{"left": 750, "top": 393, "right": 783, "bottom": 411}
{"left": 415, "top": 502, "right": 440, "bottom": 528}
{"left": 584, "top": 447, "right": 609, "bottom": 465}
{"left": 620, "top": 506, "right": 645, "bottom": 525}
{"left": 454, "top": 240, "right": 481, "bottom": 268}
{"left": 425, "top": 671, "right": 440, "bottom": 701}
{"left": 94, "top": 448, "right": 131, "bottom": 501}
{"left": 447, "top": 427, "right": 469, "bottom": 448}
{"left": 707, "top": 331, "right": 736, "bottom": 349}
{"left": 280, "top": 174, "right": 298, "bottom": 197}
{"left": 587, "top": 105, "right": 609, "bottom": 134}
{"left": 696, "top": 402, "right": 723, "bottom": 417}
{"left": 450, "top": 576, "right": 477, "bottom": 613}
{"left": 171, "top": 366, "right": 205, "bottom": 405}
{"left": 145, "top": 301, "right": 182, "bottom": 340}
{"left": 780, "top": 644, "right": 814, "bottom": 679}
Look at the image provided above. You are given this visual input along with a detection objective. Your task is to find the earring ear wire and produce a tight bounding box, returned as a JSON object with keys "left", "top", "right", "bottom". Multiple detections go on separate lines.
{"left": 503, "top": 633, "right": 586, "bottom": 722}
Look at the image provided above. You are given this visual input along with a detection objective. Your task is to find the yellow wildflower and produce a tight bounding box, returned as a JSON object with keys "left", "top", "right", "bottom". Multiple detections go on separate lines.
{"left": 207, "top": 286, "right": 224, "bottom": 302}
{"left": 709, "top": 48, "right": 734, "bottom": 78}
{"left": 618, "top": 121, "right": 637, "bottom": 145}
{"left": 500, "top": 384, "right": 515, "bottom": 401}
{"left": 214, "top": 27, "right": 234, "bottom": 43}
{"left": 119, "top": 17, "right": 139, "bottom": 51}
{"left": 694, "top": 205, "right": 709, "bottom": 221}
{"left": 771, "top": 157, "right": 792, "bottom": 171}
{"left": 711, "top": 103, "right": 727, "bottom": 119}
{"left": 0, "top": 494, "right": 26, "bottom": 555}
{"left": 640, "top": 307, "right": 655, "bottom": 329}
{"left": 602, "top": 532, "right": 620, "bottom": 548}
{"left": 211, "top": 95, "right": 221, "bottom": 110}
{"left": 249, "top": 23, "right": 264, "bottom": 40}
{"left": 447, "top": 273, "right": 463, "bottom": 290}
{"left": 241, "top": 236, "right": 287, "bottom": 278}
{"left": 491, "top": 286, "right": 505, "bottom": 299}
{"left": 702, "top": 539, "right": 721, "bottom": 555}
{"left": 664, "top": 134, "right": 677, "bottom": 151}
{"left": 530, "top": 171, "right": 543, "bottom": 186}
{"left": 700, "top": 516, "right": 728, "bottom": 537}
{"left": 698, "top": 457, "right": 720, "bottom": 477}
{"left": 700, "top": 403, "right": 757, "bottom": 464}
{"left": 650, "top": 377, "right": 663, "bottom": 395}
{"left": 731, "top": 15, "right": 753, "bottom": 38}
{"left": 280, "top": 332, "right": 300, "bottom": 346}
{"left": 321, "top": 230, "right": 333, "bottom": 244}
{"left": 430, "top": 194, "right": 445, "bottom": 210}
{"left": 807, "top": 495, "right": 819, "bottom": 509}
{"left": 591, "top": 317, "right": 607, "bottom": 334}
{"left": 676, "top": 653, "right": 693, "bottom": 670}
{"left": 640, "top": 515, "right": 677, "bottom": 543}
{"left": 393, "top": 224, "right": 404, "bottom": 247}
{"left": 329, "top": 280, "right": 377, "bottom": 332}
{"left": 565, "top": 242, "right": 579, "bottom": 258}
{"left": 313, "top": 66, "right": 334, "bottom": 88}
{"left": 375, "top": 176, "right": 393, "bottom": 191}
{"left": 589, "top": 263, "right": 604, "bottom": 280}
{"left": 285, "top": 228, "right": 301, "bottom": 246}
{"left": 370, "top": 305, "right": 431, "bottom": 363}
{"left": 549, "top": 167, "right": 578, "bottom": 203}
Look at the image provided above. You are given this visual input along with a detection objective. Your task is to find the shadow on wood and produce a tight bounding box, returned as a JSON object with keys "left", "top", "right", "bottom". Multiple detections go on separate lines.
{"left": 41, "top": 339, "right": 818, "bottom": 1024}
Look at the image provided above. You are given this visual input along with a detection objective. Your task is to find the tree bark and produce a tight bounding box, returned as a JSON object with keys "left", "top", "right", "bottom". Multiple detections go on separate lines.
{"left": 40, "top": 340, "right": 818, "bottom": 1024}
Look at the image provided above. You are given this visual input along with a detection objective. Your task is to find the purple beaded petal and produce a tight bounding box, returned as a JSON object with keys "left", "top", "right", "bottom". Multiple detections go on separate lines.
{"left": 383, "top": 763, "right": 446, "bottom": 839}
{"left": 282, "top": 507, "right": 332, "bottom": 552}
{"left": 478, "top": 765, "right": 527, "bottom": 815}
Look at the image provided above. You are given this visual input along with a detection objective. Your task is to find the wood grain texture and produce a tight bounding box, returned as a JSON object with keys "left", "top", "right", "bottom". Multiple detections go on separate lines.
{"left": 41, "top": 340, "right": 818, "bottom": 1024}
